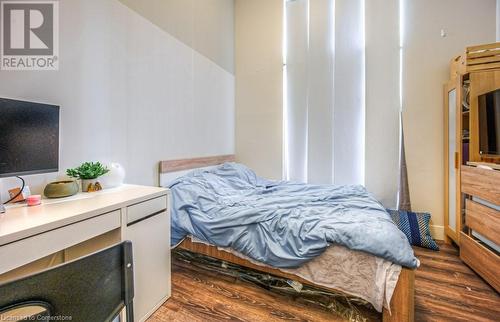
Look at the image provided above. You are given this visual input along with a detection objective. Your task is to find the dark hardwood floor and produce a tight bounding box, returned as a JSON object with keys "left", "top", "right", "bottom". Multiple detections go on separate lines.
{"left": 412, "top": 243, "right": 499, "bottom": 321}
{"left": 148, "top": 242, "right": 500, "bottom": 321}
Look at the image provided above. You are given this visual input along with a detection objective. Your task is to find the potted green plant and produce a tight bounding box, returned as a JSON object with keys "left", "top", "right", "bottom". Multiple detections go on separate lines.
{"left": 66, "top": 162, "right": 110, "bottom": 192}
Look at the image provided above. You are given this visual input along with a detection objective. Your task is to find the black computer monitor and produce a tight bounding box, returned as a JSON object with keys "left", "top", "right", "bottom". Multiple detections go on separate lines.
{"left": 0, "top": 98, "right": 60, "bottom": 178}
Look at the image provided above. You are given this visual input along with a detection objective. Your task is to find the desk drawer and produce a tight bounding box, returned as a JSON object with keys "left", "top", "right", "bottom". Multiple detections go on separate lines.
{"left": 460, "top": 232, "right": 500, "bottom": 292}
{"left": 465, "top": 200, "right": 500, "bottom": 245}
{"left": 461, "top": 166, "right": 500, "bottom": 205}
{"left": 0, "top": 210, "right": 121, "bottom": 275}
{"left": 127, "top": 195, "right": 167, "bottom": 225}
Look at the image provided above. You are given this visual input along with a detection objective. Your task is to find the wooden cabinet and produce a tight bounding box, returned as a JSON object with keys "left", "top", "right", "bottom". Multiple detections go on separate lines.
{"left": 444, "top": 42, "right": 500, "bottom": 245}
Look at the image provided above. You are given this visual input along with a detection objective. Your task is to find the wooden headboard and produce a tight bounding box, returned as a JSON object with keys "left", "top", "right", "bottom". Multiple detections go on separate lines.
{"left": 159, "top": 155, "right": 236, "bottom": 174}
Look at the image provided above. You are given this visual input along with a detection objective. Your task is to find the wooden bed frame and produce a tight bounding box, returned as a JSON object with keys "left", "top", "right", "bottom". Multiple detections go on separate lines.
{"left": 160, "top": 155, "right": 415, "bottom": 322}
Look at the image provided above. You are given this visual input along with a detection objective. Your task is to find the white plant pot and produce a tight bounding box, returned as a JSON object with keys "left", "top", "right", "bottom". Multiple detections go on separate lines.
{"left": 81, "top": 179, "right": 103, "bottom": 192}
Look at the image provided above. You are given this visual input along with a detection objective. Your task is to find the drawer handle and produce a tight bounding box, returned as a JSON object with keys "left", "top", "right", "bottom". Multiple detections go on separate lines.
{"left": 455, "top": 152, "right": 459, "bottom": 169}
{"left": 127, "top": 209, "right": 166, "bottom": 226}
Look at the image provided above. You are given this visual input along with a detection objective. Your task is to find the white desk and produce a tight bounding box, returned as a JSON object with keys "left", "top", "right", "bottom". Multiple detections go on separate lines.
{"left": 0, "top": 184, "right": 171, "bottom": 322}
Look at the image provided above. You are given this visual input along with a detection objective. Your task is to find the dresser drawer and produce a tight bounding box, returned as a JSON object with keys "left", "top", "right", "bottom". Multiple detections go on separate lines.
{"left": 0, "top": 210, "right": 121, "bottom": 275}
{"left": 465, "top": 200, "right": 500, "bottom": 245}
{"left": 127, "top": 195, "right": 167, "bottom": 225}
{"left": 461, "top": 166, "right": 500, "bottom": 205}
{"left": 460, "top": 232, "right": 500, "bottom": 292}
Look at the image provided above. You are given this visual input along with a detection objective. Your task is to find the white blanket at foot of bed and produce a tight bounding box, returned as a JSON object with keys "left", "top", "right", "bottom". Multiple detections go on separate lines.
{"left": 188, "top": 236, "right": 401, "bottom": 312}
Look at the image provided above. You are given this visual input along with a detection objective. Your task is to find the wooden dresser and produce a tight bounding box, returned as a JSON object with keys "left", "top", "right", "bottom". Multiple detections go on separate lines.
{"left": 460, "top": 165, "right": 500, "bottom": 292}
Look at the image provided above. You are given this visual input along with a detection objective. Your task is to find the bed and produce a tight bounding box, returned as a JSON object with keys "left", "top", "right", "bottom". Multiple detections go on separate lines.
{"left": 160, "top": 155, "right": 415, "bottom": 322}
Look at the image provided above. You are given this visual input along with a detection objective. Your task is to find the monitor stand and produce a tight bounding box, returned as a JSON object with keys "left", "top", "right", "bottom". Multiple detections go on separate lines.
{"left": 0, "top": 203, "right": 5, "bottom": 214}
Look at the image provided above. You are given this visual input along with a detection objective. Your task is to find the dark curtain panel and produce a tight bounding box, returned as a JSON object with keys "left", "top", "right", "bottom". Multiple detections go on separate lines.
{"left": 398, "top": 117, "right": 412, "bottom": 211}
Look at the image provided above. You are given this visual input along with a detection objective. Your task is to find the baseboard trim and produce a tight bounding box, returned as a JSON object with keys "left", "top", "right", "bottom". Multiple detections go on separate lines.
{"left": 430, "top": 225, "right": 445, "bottom": 241}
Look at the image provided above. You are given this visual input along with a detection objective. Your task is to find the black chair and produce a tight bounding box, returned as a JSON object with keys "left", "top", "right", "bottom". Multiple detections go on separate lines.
{"left": 0, "top": 241, "right": 134, "bottom": 322}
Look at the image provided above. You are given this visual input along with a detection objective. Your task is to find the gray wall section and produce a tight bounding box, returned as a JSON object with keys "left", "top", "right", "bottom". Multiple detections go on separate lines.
{"left": 118, "top": 0, "right": 235, "bottom": 74}
{"left": 0, "top": 0, "right": 235, "bottom": 201}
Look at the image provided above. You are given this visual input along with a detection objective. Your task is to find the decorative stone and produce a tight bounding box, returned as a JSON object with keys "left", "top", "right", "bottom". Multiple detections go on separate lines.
{"left": 44, "top": 181, "right": 79, "bottom": 198}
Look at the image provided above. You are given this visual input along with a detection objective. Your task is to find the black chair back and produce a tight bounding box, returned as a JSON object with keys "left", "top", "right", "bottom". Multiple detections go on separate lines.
{"left": 0, "top": 241, "right": 134, "bottom": 322}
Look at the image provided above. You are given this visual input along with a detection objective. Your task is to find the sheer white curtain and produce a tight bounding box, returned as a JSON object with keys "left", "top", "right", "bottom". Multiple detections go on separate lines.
{"left": 285, "top": 0, "right": 336, "bottom": 184}
{"left": 285, "top": 0, "right": 310, "bottom": 182}
{"left": 307, "top": 0, "right": 335, "bottom": 184}
{"left": 365, "top": 0, "right": 400, "bottom": 208}
{"left": 332, "top": 0, "right": 365, "bottom": 186}
{"left": 285, "top": 0, "right": 364, "bottom": 185}
{"left": 284, "top": 0, "right": 400, "bottom": 207}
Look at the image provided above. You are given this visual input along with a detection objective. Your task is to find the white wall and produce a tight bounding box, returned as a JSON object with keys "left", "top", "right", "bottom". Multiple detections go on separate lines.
{"left": 0, "top": 0, "right": 234, "bottom": 200}
{"left": 404, "top": 0, "right": 496, "bottom": 237}
{"left": 118, "top": 0, "right": 235, "bottom": 74}
{"left": 235, "top": 0, "right": 283, "bottom": 180}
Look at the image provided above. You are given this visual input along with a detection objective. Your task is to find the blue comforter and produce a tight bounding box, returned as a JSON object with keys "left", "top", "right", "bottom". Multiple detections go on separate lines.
{"left": 169, "top": 163, "right": 418, "bottom": 268}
